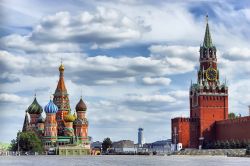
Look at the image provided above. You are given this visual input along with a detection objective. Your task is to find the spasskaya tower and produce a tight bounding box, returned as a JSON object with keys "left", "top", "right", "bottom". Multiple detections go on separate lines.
{"left": 189, "top": 15, "right": 228, "bottom": 147}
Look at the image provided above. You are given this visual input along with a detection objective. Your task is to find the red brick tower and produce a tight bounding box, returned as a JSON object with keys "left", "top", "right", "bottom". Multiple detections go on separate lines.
{"left": 189, "top": 15, "right": 228, "bottom": 147}
{"left": 53, "top": 62, "right": 71, "bottom": 136}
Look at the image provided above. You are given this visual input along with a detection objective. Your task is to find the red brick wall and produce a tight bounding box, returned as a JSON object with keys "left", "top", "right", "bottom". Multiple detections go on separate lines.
{"left": 198, "top": 95, "right": 228, "bottom": 142}
{"left": 189, "top": 119, "right": 199, "bottom": 148}
{"left": 171, "top": 118, "right": 190, "bottom": 148}
{"left": 216, "top": 116, "right": 250, "bottom": 141}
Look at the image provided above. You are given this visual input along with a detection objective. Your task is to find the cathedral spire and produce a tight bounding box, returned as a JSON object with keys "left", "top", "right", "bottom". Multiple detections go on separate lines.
{"left": 203, "top": 15, "right": 213, "bottom": 48}
{"left": 55, "top": 61, "right": 67, "bottom": 93}
{"left": 53, "top": 61, "right": 71, "bottom": 112}
{"left": 22, "top": 110, "right": 30, "bottom": 132}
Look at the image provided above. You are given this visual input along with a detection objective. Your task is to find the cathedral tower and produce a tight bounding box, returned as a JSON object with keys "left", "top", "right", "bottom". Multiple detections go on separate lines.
{"left": 44, "top": 99, "right": 58, "bottom": 143}
{"left": 74, "top": 97, "right": 89, "bottom": 143}
{"left": 53, "top": 62, "right": 71, "bottom": 135}
{"left": 189, "top": 15, "right": 228, "bottom": 147}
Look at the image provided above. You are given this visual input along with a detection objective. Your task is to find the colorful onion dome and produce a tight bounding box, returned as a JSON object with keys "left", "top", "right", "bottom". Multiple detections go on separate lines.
{"left": 75, "top": 98, "right": 87, "bottom": 112}
{"left": 37, "top": 115, "right": 45, "bottom": 123}
{"left": 44, "top": 99, "right": 58, "bottom": 114}
{"left": 64, "top": 114, "right": 76, "bottom": 122}
{"left": 73, "top": 118, "right": 88, "bottom": 125}
{"left": 27, "top": 97, "right": 43, "bottom": 114}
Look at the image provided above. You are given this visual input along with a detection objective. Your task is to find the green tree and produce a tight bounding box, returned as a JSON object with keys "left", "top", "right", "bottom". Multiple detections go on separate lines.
{"left": 9, "top": 139, "right": 18, "bottom": 151}
{"left": 228, "top": 112, "right": 236, "bottom": 119}
{"left": 9, "top": 131, "right": 43, "bottom": 154}
{"left": 102, "top": 137, "right": 112, "bottom": 153}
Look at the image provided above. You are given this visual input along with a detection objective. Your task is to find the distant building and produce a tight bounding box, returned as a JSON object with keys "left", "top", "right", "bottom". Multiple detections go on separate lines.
{"left": 138, "top": 128, "right": 144, "bottom": 147}
{"left": 112, "top": 140, "right": 136, "bottom": 153}
{"left": 138, "top": 139, "right": 172, "bottom": 153}
{"left": 91, "top": 141, "right": 102, "bottom": 149}
{"left": 150, "top": 139, "right": 171, "bottom": 153}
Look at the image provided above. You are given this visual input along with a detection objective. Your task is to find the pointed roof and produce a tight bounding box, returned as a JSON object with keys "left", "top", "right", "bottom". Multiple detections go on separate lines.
{"left": 55, "top": 63, "right": 67, "bottom": 93}
{"left": 203, "top": 15, "right": 213, "bottom": 48}
{"left": 53, "top": 62, "right": 71, "bottom": 112}
{"left": 22, "top": 111, "right": 30, "bottom": 132}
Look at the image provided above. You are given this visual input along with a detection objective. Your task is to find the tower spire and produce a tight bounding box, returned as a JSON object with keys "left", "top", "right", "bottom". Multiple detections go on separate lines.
{"left": 22, "top": 110, "right": 30, "bottom": 132}
{"left": 203, "top": 15, "right": 213, "bottom": 48}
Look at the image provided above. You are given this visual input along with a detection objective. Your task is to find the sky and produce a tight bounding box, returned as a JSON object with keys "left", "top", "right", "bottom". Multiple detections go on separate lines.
{"left": 1, "top": 0, "right": 250, "bottom": 143}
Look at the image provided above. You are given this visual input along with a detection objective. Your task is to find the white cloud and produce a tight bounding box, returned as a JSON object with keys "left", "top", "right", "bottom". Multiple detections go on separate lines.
{"left": 142, "top": 77, "right": 171, "bottom": 86}
{"left": 125, "top": 94, "right": 176, "bottom": 103}
{"left": 222, "top": 47, "right": 250, "bottom": 61}
{"left": 0, "top": 93, "right": 22, "bottom": 103}
{"left": 1, "top": 7, "right": 150, "bottom": 52}
{"left": 0, "top": 47, "right": 198, "bottom": 86}
{"left": 0, "top": 50, "right": 28, "bottom": 71}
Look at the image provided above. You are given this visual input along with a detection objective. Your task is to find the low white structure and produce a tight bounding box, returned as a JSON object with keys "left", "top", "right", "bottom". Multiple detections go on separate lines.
{"left": 171, "top": 143, "right": 182, "bottom": 151}
{"left": 112, "top": 140, "right": 136, "bottom": 153}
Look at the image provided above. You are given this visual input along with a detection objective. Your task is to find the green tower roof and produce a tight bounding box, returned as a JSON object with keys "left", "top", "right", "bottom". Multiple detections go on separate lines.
{"left": 203, "top": 15, "right": 213, "bottom": 48}
{"left": 27, "top": 97, "right": 43, "bottom": 114}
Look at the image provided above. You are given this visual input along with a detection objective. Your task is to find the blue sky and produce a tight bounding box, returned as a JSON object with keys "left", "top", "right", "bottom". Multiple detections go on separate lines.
{"left": 1, "top": 0, "right": 250, "bottom": 143}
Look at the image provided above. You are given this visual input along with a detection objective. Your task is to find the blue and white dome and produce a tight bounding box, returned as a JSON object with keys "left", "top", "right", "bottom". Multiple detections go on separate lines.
{"left": 44, "top": 100, "right": 58, "bottom": 114}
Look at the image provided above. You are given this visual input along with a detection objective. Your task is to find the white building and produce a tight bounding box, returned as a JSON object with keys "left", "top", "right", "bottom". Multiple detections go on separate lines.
{"left": 112, "top": 140, "right": 136, "bottom": 153}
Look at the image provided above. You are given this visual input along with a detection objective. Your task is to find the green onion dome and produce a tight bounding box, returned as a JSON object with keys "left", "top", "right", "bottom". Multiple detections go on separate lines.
{"left": 64, "top": 114, "right": 76, "bottom": 122}
{"left": 75, "top": 98, "right": 87, "bottom": 112}
{"left": 27, "top": 97, "right": 43, "bottom": 114}
{"left": 37, "top": 115, "right": 45, "bottom": 123}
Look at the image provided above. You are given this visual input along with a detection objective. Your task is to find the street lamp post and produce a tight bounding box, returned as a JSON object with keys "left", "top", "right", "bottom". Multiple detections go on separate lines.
{"left": 173, "top": 127, "right": 178, "bottom": 151}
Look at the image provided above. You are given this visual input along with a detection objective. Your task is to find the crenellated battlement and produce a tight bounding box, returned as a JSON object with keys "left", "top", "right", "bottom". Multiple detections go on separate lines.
{"left": 172, "top": 117, "right": 199, "bottom": 123}
{"left": 216, "top": 116, "right": 250, "bottom": 125}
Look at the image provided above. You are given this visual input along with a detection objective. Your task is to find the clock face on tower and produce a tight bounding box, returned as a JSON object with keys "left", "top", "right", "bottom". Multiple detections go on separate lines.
{"left": 206, "top": 68, "right": 217, "bottom": 81}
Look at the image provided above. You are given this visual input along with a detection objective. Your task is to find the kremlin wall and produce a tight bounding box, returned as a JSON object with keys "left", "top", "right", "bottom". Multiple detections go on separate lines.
{"left": 171, "top": 16, "right": 250, "bottom": 149}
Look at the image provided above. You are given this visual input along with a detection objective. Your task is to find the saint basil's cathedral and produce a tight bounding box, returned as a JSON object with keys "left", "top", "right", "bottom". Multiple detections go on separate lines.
{"left": 172, "top": 16, "right": 250, "bottom": 149}
{"left": 22, "top": 63, "right": 90, "bottom": 155}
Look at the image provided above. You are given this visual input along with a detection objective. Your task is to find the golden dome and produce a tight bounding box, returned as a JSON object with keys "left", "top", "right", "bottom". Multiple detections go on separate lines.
{"left": 59, "top": 63, "right": 64, "bottom": 71}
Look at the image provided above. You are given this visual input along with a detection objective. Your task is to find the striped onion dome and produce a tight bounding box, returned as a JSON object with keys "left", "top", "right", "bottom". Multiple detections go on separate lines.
{"left": 75, "top": 98, "right": 87, "bottom": 112}
{"left": 27, "top": 97, "right": 43, "bottom": 114}
{"left": 44, "top": 100, "right": 58, "bottom": 114}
